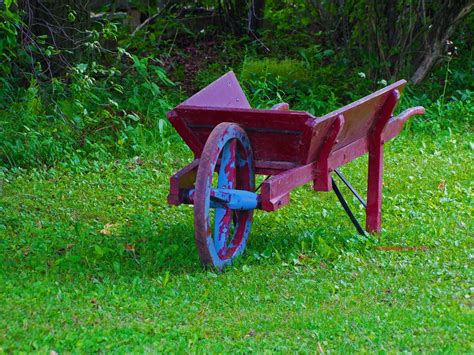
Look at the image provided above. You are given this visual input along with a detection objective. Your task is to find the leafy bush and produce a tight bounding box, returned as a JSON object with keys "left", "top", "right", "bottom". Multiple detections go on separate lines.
{"left": 241, "top": 56, "right": 341, "bottom": 114}
{"left": 241, "top": 58, "right": 311, "bottom": 83}
{"left": 240, "top": 54, "right": 397, "bottom": 116}
{"left": 0, "top": 1, "right": 178, "bottom": 169}
{"left": 404, "top": 89, "right": 473, "bottom": 134}
{"left": 0, "top": 49, "right": 176, "bottom": 168}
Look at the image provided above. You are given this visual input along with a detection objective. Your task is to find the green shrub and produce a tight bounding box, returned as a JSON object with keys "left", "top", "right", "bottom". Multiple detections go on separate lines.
{"left": 239, "top": 55, "right": 382, "bottom": 115}
{"left": 404, "top": 89, "right": 473, "bottom": 134}
{"left": 241, "top": 58, "right": 311, "bottom": 83}
{"left": 0, "top": 2, "right": 180, "bottom": 169}
{"left": 241, "top": 57, "right": 325, "bottom": 111}
{"left": 0, "top": 52, "right": 176, "bottom": 168}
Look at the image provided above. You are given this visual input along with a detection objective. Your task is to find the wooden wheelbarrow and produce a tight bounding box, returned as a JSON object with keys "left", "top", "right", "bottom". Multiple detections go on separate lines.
{"left": 167, "top": 72, "right": 425, "bottom": 268}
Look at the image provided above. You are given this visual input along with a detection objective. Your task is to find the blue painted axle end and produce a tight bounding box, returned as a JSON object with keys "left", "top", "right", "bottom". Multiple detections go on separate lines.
{"left": 187, "top": 188, "right": 259, "bottom": 210}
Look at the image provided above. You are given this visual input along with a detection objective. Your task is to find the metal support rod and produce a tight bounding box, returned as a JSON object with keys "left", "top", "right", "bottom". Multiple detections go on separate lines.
{"left": 255, "top": 175, "right": 271, "bottom": 192}
{"left": 332, "top": 178, "right": 366, "bottom": 236}
{"left": 334, "top": 169, "right": 367, "bottom": 208}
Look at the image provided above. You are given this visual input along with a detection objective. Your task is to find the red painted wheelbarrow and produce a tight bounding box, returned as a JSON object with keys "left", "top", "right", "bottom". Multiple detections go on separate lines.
{"left": 167, "top": 72, "right": 425, "bottom": 268}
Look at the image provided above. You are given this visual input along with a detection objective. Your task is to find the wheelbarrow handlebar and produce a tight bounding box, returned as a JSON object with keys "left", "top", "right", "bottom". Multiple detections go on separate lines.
{"left": 383, "top": 106, "right": 425, "bottom": 142}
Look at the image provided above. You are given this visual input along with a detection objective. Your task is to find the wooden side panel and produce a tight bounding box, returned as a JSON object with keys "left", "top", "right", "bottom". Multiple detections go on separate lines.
{"left": 260, "top": 162, "right": 317, "bottom": 211}
{"left": 180, "top": 71, "right": 251, "bottom": 109}
{"left": 320, "top": 80, "right": 407, "bottom": 151}
{"left": 329, "top": 138, "right": 369, "bottom": 170}
{"left": 192, "top": 128, "right": 302, "bottom": 162}
{"left": 170, "top": 106, "right": 316, "bottom": 163}
{"left": 167, "top": 111, "right": 204, "bottom": 155}
{"left": 168, "top": 159, "right": 200, "bottom": 205}
{"left": 176, "top": 106, "right": 311, "bottom": 130}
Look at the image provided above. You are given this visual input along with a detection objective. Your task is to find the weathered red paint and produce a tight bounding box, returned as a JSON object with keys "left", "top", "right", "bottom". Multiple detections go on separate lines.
{"left": 365, "top": 90, "right": 400, "bottom": 233}
{"left": 193, "top": 122, "right": 254, "bottom": 268}
{"left": 168, "top": 106, "right": 314, "bottom": 165}
{"left": 180, "top": 71, "right": 251, "bottom": 109}
{"left": 168, "top": 71, "right": 425, "bottom": 267}
{"left": 312, "top": 115, "right": 344, "bottom": 191}
{"left": 260, "top": 162, "right": 316, "bottom": 211}
{"left": 167, "top": 159, "right": 199, "bottom": 205}
{"left": 382, "top": 106, "right": 425, "bottom": 142}
{"left": 223, "top": 139, "right": 237, "bottom": 181}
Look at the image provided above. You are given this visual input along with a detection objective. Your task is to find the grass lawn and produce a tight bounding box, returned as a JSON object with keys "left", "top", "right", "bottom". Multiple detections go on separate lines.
{"left": 1, "top": 128, "right": 472, "bottom": 352}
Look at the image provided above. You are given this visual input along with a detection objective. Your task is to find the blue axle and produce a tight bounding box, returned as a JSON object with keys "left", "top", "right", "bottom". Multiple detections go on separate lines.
{"left": 187, "top": 188, "right": 259, "bottom": 210}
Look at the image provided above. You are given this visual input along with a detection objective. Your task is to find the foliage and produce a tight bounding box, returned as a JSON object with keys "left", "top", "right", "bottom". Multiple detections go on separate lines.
{"left": 240, "top": 54, "right": 375, "bottom": 116}
{"left": 263, "top": 0, "right": 474, "bottom": 83}
{"left": 0, "top": 3, "right": 177, "bottom": 168}
{"left": 0, "top": 0, "right": 20, "bottom": 78}
{"left": 405, "top": 89, "right": 473, "bottom": 134}
{"left": 0, "top": 53, "right": 175, "bottom": 167}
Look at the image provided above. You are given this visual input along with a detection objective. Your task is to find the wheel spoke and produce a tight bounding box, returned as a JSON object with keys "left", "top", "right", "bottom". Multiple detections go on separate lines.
{"left": 213, "top": 207, "right": 233, "bottom": 252}
{"left": 218, "top": 139, "right": 236, "bottom": 189}
{"left": 214, "top": 139, "right": 237, "bottom": 251}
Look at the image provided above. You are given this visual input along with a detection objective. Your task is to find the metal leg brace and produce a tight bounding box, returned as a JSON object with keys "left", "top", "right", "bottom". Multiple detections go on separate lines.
{"left": 332, "top": 169, "right": 366, "bottom": 235}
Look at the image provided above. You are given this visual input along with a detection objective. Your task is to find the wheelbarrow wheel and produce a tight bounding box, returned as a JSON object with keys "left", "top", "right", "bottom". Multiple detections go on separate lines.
{"left": 194, "top": 122, "right": 255, "bottom": 269}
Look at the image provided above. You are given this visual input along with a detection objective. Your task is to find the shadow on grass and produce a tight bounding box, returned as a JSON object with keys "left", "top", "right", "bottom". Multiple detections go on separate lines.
{"left": 1, "top": 194, "right": 366, "bottom": 282}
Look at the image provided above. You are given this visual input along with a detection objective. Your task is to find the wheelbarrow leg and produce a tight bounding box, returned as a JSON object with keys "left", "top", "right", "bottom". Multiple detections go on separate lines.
{"left": 366, "top": 89, "right": 399, "bottom": 234}
{"left": 366, "top": 136, "right": 384, "bottom": 234}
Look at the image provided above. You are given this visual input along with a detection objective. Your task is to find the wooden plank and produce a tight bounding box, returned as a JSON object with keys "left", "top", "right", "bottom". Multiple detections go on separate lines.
{"left": 382, "top": 106, "right": 425, "bottom": 142}
{"left": 180, "top": 71, "right": 251, "bottom": 109}
{"left": 175, "top": 106, "right": 312, "bottom": 131}
{"left": 168, "top": 159, "right": 199, "bottom": 205}
{"left": 192, "top": 129, "right": 302, "bottom": 163}
{"left": 167, "top": 111, "right": 204, "bottom": 157}
{"left": 321, "top": 80, "right": 407, "bottom": 151}
{"left": 254, "top": 161, "right": 300, "bottom": 176}
{"left": 260, "top": 162, "right": 318, "bottom": 211}
{"left": 329, "top": 138, "right": 369, "bottom": 170}
{"left": 171, "top": 106, "right": 314, "bottom": 162}
{"left": 254, "top": 160, "right": 299, "bottom": 171}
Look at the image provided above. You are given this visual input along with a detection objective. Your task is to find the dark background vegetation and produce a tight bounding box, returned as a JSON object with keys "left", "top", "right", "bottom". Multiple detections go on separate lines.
{"left": 0, "top": 0, "right": 472, "bottom": 168}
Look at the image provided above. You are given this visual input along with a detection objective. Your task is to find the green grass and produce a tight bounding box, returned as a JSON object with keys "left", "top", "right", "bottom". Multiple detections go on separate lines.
{"left": 1, "top": 127, "right": 473, "bottom": 352}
